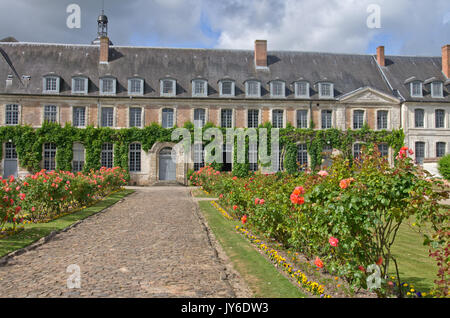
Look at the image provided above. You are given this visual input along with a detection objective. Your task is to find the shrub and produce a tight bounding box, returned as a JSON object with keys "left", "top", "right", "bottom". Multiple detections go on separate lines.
{"left": 438, "top": 154, "right": 450, "bottom": 180}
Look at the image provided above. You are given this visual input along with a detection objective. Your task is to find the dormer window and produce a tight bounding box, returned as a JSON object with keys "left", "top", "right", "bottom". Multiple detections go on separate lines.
{"left": 219, "top": 79, "right": 235, "bottom": 97}
{"left": 160, "top": 78, "right": 176, "bottom": 97}
{"left": 100, "top": 77, "right": 116, "bottom": 95}
{"left": 245, "top": 80, "right": 261, "bottom": 98}
{"left": 43, "top": 75, "right": 60, "bottom": 94}
{"left": 410, "top": 81, "right": 423, "bottom": 97}
{"left": 192, "top": 79, "right": 208, "bottom": 97}
{"left": 294, "top": 81, "right": 310, "bottom": 98}
{"left": 270, "top": 80, "right": 285, "bottom": 98}
{"left": 128, "top": 78, "right": 144, "bottom": 96}
{"left": 318, "top": 82, "right": 334, "bottom": 98}
{"left": 431, "top": 81, "right": 443, "bottom": 98}
{"left": 72, "top": 76, "right": 88, "bottom": 94}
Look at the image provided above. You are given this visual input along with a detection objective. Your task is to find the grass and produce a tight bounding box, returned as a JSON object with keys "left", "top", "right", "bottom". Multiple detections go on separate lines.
{"left": 0, "top": 189, "right": 134, "bottom": 258}
{"left": 390, "top": 220, "right": 440, "bottom": 292}
{"left": 198, "top": 200, "right": 306, "bottom": 298}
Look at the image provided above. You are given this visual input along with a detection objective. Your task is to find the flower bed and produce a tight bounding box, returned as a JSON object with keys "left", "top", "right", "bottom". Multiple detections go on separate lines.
{"left": 193, "top": 146, "right": 449, "bottom": 297}
{"left": 0, "top": 167, "right": 128, "bottom": 233}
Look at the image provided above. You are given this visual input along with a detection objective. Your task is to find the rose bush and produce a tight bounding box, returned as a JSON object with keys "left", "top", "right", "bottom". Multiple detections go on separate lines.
{"left": 195, "top": 145, "right": 448, "bottom": 296}
{"left": 1, "top": 167, "right": 128, "bottom": 228}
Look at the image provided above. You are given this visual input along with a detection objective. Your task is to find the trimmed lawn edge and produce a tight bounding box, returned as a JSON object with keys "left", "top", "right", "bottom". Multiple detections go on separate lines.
{"left": 0, "top": 189, "right": 134, "bottom": 264}
{"left": 197, "top": 200, "right": 307, "bottom": 298}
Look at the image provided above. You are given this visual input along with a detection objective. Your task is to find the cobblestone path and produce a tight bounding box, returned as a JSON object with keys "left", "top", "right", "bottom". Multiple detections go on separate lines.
{"left": 0, "top": 187, "right": 245, "bottom": 298}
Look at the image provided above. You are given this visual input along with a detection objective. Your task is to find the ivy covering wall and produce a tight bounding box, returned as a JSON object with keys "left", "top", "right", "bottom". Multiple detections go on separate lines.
{"left": 0, "top": 122, "right": 405, "bottom": 175}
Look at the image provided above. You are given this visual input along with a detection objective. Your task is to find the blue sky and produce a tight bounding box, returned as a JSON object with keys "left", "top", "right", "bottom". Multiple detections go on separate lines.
{"left": 0, "top": 0, "right": 449, "bottom": 56}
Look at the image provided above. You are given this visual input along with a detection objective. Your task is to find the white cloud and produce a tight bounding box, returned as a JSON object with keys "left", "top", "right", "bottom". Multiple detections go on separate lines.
{"left": 0, "top": 0, "right": 449, "bottom": 55}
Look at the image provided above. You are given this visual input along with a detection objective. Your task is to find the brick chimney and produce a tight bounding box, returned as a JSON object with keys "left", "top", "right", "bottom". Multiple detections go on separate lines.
{"left": 254, "top": 40, "right": 267, "bottom": 68}
{"left": 99, "top": 36, "right": 109, "bottom": 64}
{"left": 376, "top": 46, "right": 385, "bottom": 67}
{"left": 442, "top": 45, "right": 450, "bottom": 78}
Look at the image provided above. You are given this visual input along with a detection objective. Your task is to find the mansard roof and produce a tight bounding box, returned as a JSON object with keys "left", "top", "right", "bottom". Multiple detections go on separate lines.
{"left": 0, "top": 41, "right": 447, "bottom": 102}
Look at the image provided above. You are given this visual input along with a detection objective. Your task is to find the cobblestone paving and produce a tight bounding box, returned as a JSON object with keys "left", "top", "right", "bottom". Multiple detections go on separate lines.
{"left": 0, "top": 187, "right": 242, "bottom": 298}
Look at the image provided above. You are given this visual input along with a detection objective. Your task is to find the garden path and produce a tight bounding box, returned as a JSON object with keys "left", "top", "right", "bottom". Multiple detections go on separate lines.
{"left": 0, "top": 186, "right": 245, "bottom": 297}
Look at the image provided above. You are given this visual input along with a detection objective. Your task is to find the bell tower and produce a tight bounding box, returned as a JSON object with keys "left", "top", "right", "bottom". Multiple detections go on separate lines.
{"left": 92, "top": 6, "right": 113, "bottom": 45}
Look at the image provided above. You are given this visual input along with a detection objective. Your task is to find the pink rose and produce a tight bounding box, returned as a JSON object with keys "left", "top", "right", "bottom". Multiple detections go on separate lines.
{"left": 318, "top": 170, "right": 328, "bottom": 177}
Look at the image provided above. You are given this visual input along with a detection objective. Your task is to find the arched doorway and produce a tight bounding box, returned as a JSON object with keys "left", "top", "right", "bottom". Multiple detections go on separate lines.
{"left": 3, "top": 142, "right": 18, "bottom": 178}
{"left": 159, "top": 147, "right": 176, "bottom": 181}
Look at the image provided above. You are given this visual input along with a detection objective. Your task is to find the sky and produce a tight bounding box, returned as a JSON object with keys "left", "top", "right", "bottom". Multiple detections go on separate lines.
{"left": 0, "top": 0, "right": 449, "bottom": 56}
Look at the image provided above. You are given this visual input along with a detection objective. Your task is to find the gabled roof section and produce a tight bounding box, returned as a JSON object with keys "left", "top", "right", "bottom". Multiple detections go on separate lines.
{"left": 379, "top": 55, "right": 450, "bottom": 101}
{"left": 339, "top": 86, "right": 400, "bottom": 104}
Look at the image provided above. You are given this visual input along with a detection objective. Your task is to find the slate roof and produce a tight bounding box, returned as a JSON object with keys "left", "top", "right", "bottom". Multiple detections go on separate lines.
{"left": 0, "top": 41, "right": 448, "bottom": 102}
{"left": 379, "top": 55, "right": 450, "bottom": 102}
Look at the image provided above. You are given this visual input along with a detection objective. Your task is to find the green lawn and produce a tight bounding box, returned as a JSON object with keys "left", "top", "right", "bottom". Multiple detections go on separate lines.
{"left": 198, "top": 200, "right": 306, "bottom": 298}
{"left": 390, "top": 220, "right": 440, "bottom": 292}
{"left": 0, "top": 189, "right": 134, "bottom": 258}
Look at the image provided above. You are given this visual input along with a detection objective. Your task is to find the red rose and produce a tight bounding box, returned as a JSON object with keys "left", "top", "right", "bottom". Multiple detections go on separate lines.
{"left": 233, "top": 205, "right": 237, "bottom": 210}
{"left": 241, "top": 215, "right": 247, "bottom": 224}
{"left": 329, "top": 236, "right": 339, "bottom": 247}
{"left": 314, "top": 257, "right": 324, "bottom": 268}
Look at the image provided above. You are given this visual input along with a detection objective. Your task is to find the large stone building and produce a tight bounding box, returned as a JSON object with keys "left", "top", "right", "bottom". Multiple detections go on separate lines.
{"left": 0, "top": 14, "right": 448, "bottom": 184}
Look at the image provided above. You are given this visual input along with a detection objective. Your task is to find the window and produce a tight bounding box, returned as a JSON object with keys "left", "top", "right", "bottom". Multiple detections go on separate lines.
{"left": 43, "top": 143, "right": 56, "bottom": 171}
{"left": 43, "top": 76, "right": 59, "bottom": 93}
{"left": 249, "top": 143, "right": 258, "bottom": 171}
{"left": 436, "top": 142, "right": 446, "bottom": 158}
{"left": 353, "top": 143, "right": 363, "bottom": 160}
{"left": 194, "top": 108, "right": 206, "bottom": 128}
{"left": 295, "top": 82, "right": 310, "bottom": 98}
{"left": 377, "top": 110, "right": 388, "bottom": 130}
{"left": 5, "top": 104, "right": 19, "bottom": 125}
{"left": 272, "top": 110, "right": 284, "bottom": 128}
{"left": 128, "top": 78, "right": 143, "bottom": 95}
{"left": 43, "top": 105, "right": 57, "bottom": 123}
{"left": 162, "top": 108, "right": 174, "bottom": 128}
{"left": 435, "top": 109, "right": 445, "bottom": 128}
{"left": 101, "top": 143, "right": 114, "bottom": 168}
{"left": 223, "top": 143, "right": 233, "bottom": 171}
{"left": 100, "top": 77, "right": 116, "bottom": 95}
{"left": 270, "top": 81, "right": 285, "bottom": 98}
{"left": 246, "top": 81, "right": 260, "bottom": 97}
{"left": 414, "top": 109, "right": 424, "bottom": 128}
{"left": 378, "top": 143, "right": 389, "bottom": 158}
{"left": 73, "top": 107, "right": 86, "bottom": 127}
{"left": 161, "top": 79, "right": 176, "bottom": 96}
{"left": 220, "top": 80, "right": 234, "bottom": 96}
{"left": 221, "top": 109, "right": 233, "bottom": 128}
{"left": 297, "top": 110, "right": 308, "bottom": 129}
{"left": 431, "top": 82, "right": 443, "bottom": 98}
{"left": 129, "top": 107, "right": 142, "bottom": 127}
{"left": 297, "top": 144, "right": 308, "bottom": 171}
{"left": 193, "top": 143, "right": 205, "bottom": 171}
{"left": 415, "top": 142, "right": 425, "bottom": 164}
{"left": 72, "top": 143, "right": 85, "bottom": 172}
{"left": 5, "top": 142, "right": 17, "bottom": 159}
{"left": 410, "top": 82, "right": 423, "bottom": 97}
{"left": 192, "top": 79, "right": 207, "bottom": 97}
{"left": 319, "top": 83, "right": 333, "bottom": 98}
{"left": 321, "top": 110, "right": 332, "bottom": 129}
{"left": 353, "top": 110, "right": 365, "bottom": 129}
{"left": 129, "top": 143, "right": 141, "bottom": 172}
{"left": 322, "top": 144, "right": 333, "bottom": 168}
{"left": 101, "top": 107, "right": 114, "bottom": 127}
{"left": 247, "top": 109, "right": 259, "bottom": 128}
{"left": 72, "top": 77, "right": 88, "bottom": 94}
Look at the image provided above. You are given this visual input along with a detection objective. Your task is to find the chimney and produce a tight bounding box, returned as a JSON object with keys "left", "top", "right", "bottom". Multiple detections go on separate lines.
{"left": 442, "top": 45, "right": 450, "bottom": 78}
{"left": 100, "top": 36, "right": 109, "bottom": 64}
{"left": 376, "top": 46, "right": 385, "bottom": 67}
{"left": 254, "top": 40, "right": 267, "bottom": 68}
